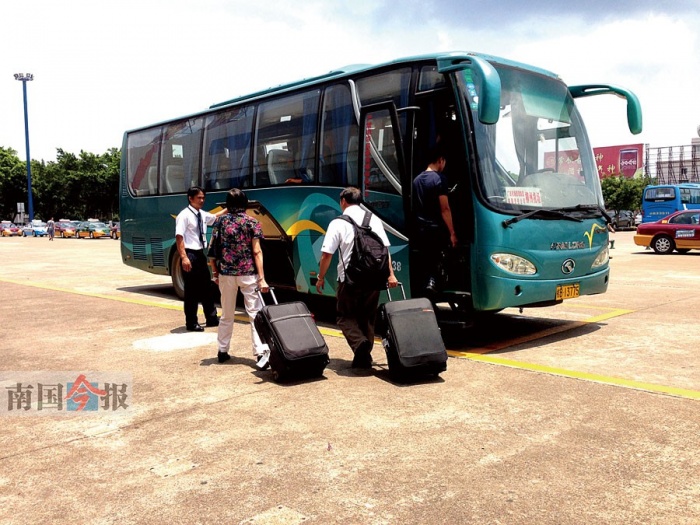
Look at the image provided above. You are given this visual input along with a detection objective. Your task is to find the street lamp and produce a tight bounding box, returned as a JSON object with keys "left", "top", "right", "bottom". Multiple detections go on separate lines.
{"left": 14, "top": 73, "right": 34, "bottom": 222}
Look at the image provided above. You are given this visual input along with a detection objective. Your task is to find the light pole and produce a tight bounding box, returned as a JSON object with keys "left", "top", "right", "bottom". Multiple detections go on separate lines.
{"left": 14, "top": 73, "right": 34, "bottom": 222}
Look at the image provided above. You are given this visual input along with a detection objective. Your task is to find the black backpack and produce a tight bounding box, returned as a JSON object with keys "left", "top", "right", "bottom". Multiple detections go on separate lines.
{"left": 335, "top": 211, "right": 390, "bottom": 290}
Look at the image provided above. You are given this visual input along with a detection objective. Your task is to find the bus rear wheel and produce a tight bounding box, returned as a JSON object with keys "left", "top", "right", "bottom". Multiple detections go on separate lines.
{"left": 652, "top": 235, "right": 674, "bottom": 254}
{"left": 171, "top": 252, "right": 186, "bottom": 300}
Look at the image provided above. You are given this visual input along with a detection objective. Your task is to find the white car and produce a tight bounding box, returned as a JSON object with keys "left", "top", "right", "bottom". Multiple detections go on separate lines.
{"left": 21, "top": 222, "right": 48, "bottom": 237}
{"left": 634, "top": 213, "right": 642, "bottom": 226}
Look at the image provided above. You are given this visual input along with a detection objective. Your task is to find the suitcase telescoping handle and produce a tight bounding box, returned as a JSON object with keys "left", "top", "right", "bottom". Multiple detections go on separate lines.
{"left": 385, "top": 282, "right": 407, "bottom": 301}
{"left": 256, "top": 286, "right": 278, "bottom": 306}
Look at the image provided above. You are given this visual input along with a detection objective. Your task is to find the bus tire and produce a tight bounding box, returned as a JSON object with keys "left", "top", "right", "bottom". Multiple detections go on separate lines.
{"left": 171, "top": 252, "right": 186, "bottom": 300}
{"left": 652, "top": 235, "right": 674, "bottom": 254}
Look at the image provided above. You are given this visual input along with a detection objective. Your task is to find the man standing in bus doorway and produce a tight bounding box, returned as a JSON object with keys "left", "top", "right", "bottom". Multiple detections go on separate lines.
{"left": 315, "top": 187, "right": 398, "bottom": 370}
{"left": 175, "top": 186, "right": 225, "bottom": 332}
{"left": 412, "top": 143, "right": 458, "bottom": 294}
{"left": 208, "top": 188, "right": 270, "bottom": 366}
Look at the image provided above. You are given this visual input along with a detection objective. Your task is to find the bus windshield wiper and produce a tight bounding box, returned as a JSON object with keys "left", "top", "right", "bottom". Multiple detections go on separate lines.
{"left": 502, "top": 208, "right": 584, "bottom": 228}
{"left": 566, "top": 204, "right": 613, "bottom": 224}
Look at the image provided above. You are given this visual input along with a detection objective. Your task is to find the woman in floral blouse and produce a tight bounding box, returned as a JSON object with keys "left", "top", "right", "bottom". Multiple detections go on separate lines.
{"left": 209, "top": 188, "right": 269, "bottom": 365}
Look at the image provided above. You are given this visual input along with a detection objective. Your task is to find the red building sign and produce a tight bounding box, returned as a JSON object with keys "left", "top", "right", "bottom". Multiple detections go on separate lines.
{"left": 544, "top": 143, "right": 643, "bottom": 179}
{"left": 594, "top": 143, "right": 643, "bottom": 178}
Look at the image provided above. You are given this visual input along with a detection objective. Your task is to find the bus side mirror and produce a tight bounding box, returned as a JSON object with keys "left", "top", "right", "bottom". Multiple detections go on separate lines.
{"left": 438, "top": 55, "right": 501, "bottom": 125}
{"left": 569, "top": 84, "right": 643, "bottom": 135}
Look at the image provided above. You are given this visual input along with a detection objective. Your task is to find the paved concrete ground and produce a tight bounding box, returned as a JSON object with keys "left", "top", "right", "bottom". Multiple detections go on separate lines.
{"left": 0, "top": 232, "right": 698, "bottom": 524}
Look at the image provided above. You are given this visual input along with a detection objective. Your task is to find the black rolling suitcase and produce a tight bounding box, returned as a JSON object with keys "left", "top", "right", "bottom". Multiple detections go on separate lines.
{"left": 378, "top": 283, "right": 447, "bottom": 381}
{"left": 254, "top": 288, "right": 329, "bottom": 382}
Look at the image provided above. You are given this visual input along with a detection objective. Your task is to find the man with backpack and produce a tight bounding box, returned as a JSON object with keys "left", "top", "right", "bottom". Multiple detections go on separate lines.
{"left": 316, "top": 187, "right": 398, "bottom": 369}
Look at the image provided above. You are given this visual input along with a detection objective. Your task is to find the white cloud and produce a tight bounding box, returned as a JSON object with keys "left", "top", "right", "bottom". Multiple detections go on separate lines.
{"left": 1, "top": 1, "right": 699, "bottom": 162}
{"left": 509, "top": 14, "right": 700, "bottom": 147}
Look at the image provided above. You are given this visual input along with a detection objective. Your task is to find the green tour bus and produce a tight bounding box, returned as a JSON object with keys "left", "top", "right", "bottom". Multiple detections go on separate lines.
{"left": 120, "top": 51, "right": 641, "bottom": 326}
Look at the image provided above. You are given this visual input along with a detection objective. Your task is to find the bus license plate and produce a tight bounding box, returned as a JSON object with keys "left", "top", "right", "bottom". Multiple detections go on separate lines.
{"left": 556, "top": 283, "right": 580, "bottom": 300}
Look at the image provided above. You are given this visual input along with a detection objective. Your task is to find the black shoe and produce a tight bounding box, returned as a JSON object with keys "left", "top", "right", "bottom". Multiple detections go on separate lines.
{"left": 351, "top": 341, "right": 373, "bottom": 369}
{"left": 424, "top": 277, "right": 438, "bottom": 294}
{"left": 205, "top": 316, "right": 220, "bottom": 327}
{"left": 186, "top": 324, "right": 205, "bottom": 332}
{"left": 217, "top": 352, "right": 231, "bottom": 363}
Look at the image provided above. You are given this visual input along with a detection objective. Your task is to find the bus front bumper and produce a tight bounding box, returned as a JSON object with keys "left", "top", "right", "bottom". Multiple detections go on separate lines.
{"left": 473, "top": 267, "right": 610, "bottom": 312}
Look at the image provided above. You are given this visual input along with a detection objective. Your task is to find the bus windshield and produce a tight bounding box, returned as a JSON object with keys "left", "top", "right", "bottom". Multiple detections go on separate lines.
{"left": 463, "top": 67, "right": 601, "bottom": 212}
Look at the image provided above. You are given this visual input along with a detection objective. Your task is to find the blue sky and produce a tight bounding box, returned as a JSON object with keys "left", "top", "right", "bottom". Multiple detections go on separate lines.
{"left": 2, "top": 0, "right": 699, "bottom": 162}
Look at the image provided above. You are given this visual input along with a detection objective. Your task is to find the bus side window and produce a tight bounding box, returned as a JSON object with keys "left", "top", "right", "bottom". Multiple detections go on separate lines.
{"left": 320, "top": 83, "right": 357, "bottom": 185}
{"left": 347, "top": 135, "right": 359, "bottom": 186}
{"left": 164, "top": 162, "right": 186, "bottom": 193}
{"left": 203, "top": 106, "right": 254, "bottom": 191}
{"left": 254, "top": 90, "right": 319, "bottom": 188}
{"left": 267, "top": 149, "right": 295, "bottom": 185}
{"left": 160, "top": 118, "right": 203, "bottom": 194}
{"left": 127, "top": 127, "right": 161, "bottom": 196}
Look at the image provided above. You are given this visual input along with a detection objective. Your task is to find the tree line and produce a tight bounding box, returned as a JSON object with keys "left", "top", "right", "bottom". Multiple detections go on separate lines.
{"left": 0, "top": 146, "right": 120, "bottom": 223}
{"left": 0, "top": 143, "right": 648, "bottom": 224}
{"left": 600, "top": 173, "right": 652, "bottom": 213}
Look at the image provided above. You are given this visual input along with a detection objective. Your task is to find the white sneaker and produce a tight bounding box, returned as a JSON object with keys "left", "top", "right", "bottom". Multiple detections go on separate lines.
{"left": 256, "top": 348, "right": 271, "bottom": 370}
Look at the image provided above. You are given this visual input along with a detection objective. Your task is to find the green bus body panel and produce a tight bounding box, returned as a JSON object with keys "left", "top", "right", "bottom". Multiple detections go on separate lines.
{"left": 119, "top": 187, "right": 411, "bottom": 299}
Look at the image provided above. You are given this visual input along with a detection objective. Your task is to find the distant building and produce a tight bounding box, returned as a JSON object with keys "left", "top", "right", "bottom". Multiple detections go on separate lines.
{"left": 591, "top": 136, "right": 700, "bottom": 184}
{"left": 644, "top": 138, "right": 700, "bottom": 184}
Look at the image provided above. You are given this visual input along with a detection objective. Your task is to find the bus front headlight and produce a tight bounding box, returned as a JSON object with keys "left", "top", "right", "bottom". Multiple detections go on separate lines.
{"left": 591, "top": 246, "right": 609, "bottom": 268}
{"left": 490, "top": 253, "right": 537, "bottom": 275}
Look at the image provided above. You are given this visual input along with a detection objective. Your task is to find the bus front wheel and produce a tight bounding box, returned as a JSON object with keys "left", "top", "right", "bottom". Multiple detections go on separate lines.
{"left": 652, "top": 235, "right": 674, "bottom": 254}
{"left": 171, "top": 252, "right": 186, "bottom": 300}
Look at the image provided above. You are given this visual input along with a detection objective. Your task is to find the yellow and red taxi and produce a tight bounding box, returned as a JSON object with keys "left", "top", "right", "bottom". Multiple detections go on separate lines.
{"left": 109, "top": 221, "right": 120, "bottom": 239}
{"left": 634, "top": 210, "right": 700, "bottom": 254}
{"left": 55, "top": 221, "right": 78, "bottom": 238}
{"left": 75, "top": 221, "right": 110, "bottom": 239}
{"left": 1, "top": 222, "right": 22, "bottom": 237}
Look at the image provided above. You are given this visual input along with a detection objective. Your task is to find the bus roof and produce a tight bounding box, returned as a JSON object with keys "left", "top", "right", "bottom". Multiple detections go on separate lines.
{"left": 124, "top": 51, "right": 559, "bottom": 134}
{"left": 209, "top": 51, "right": 558, "bottom": 110}
{"left": 645, "top": 183, "right": 700, "bottom": 188}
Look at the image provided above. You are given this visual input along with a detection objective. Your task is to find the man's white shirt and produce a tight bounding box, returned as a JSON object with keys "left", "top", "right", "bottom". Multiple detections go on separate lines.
{"left": 321, "top": 204, "right": 391, "bottom": 282}
{"left": 175, "top": 205, "right": 217, "bottom": 250}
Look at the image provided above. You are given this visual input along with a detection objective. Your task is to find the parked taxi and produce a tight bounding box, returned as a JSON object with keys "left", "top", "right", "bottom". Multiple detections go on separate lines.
{"left": 55, "top": 221, "right": 78, "bottom": 238}
{"left": 634, "top": 210, "right": 700, "bottom": 254}
{"left": 75, "top": 221, "right": 110, "bottom": 239}
{"left": 1, "top": 223, "right": 23, "bottom": 237}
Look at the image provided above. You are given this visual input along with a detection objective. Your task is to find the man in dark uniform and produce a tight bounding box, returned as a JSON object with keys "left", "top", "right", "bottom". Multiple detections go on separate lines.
{"left": 412, "top": 144, "right": 458, "bottom": 293}
{"left": 175, "top": 186, "right": 224, "bottom": 331}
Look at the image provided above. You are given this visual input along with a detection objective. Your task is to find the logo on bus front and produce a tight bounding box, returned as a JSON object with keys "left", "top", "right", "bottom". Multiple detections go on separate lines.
{"left": 561, "top": 259, "right": 576, "bottom": 274}
{"left": 550, "top": 241, "right": 585, "bottom": 250}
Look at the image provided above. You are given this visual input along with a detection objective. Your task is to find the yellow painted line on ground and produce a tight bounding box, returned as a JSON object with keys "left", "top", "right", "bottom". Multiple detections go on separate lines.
{"left": 448, "top": 351, "right": 700, "bottom": 401}
{"left": 449, "top": 306, "right": 700, "bottom": 400}
{"left": 465, "top": 307, "right": 634, "bottom": 355}
{"left": 0, "top": 277, "right": 350, "bottom": 334}
{"left": 6, "top": 277, "right": 696, "bottom": 400}
{"left": 461, "top": 321, "right": 588, "bottom": 355}
{"left": 581, "top": 308, "right": 634, "bottom": 323}
{"left": 0, "top": 278, "right": 183, "bottom": 310}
